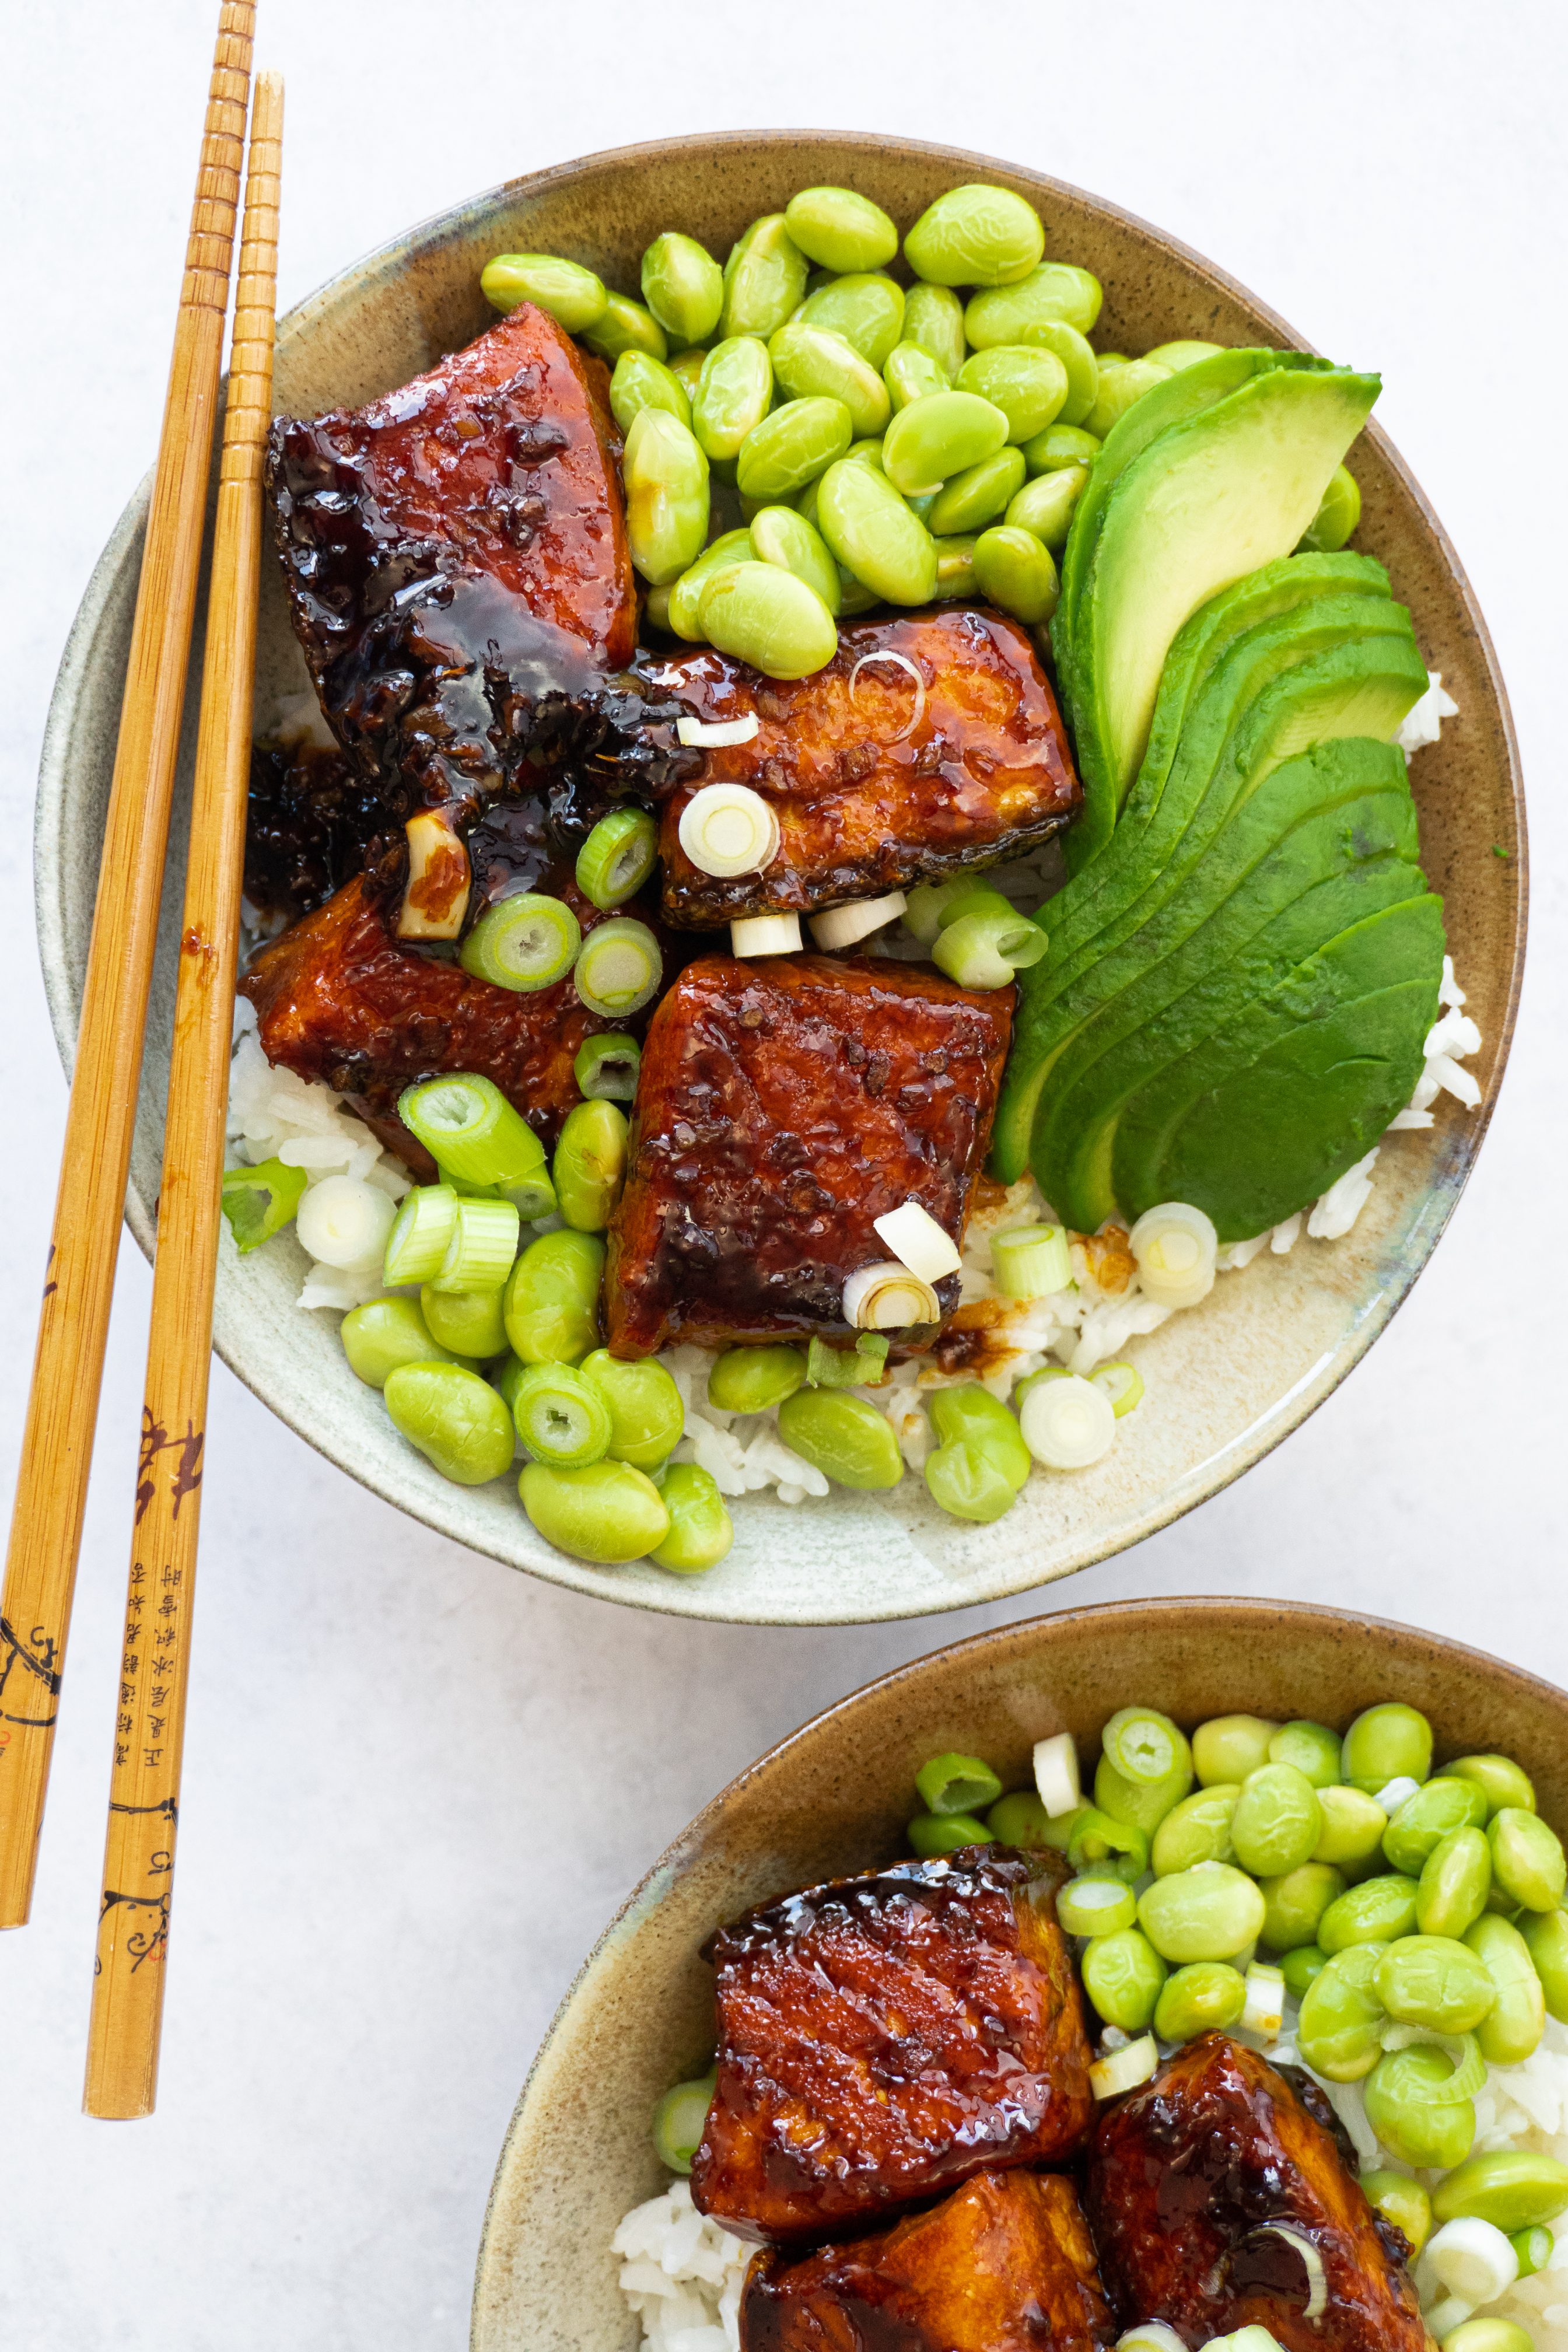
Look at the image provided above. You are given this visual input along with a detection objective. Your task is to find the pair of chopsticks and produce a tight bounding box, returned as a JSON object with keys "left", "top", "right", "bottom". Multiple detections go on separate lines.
{"left": 0, "top": 4, "right": 281, "bottom": 2119}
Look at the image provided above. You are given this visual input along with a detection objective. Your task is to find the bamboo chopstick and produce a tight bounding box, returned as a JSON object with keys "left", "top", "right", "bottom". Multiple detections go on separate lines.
{"left": 0, "top": 2, "right": 256, "bottom": 1931}
{"left": 83, "top": 70, "right": 284, "bottom": 2123}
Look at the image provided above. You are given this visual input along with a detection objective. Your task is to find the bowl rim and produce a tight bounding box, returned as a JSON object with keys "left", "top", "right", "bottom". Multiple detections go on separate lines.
{"left": 34, "top": 131, "right": 1529, "bottom": 1626}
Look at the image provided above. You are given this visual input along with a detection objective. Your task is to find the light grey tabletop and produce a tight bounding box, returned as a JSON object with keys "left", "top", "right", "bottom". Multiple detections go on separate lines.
{"left": 1, "top": 3, "right": 1563, "bottom": 2346}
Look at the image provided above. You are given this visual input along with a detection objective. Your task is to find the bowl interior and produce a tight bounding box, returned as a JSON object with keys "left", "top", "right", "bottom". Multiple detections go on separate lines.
{"left": 471, "top": 1597, "right": 1568, "bottom": 2350}
{"left": 34, "top": 133, "right": 1526, "bottom": 1626}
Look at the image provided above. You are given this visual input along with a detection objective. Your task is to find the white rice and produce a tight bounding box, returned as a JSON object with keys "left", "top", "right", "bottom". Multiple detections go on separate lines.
{"left": 610, "top": 2178, "right": 751, "bottom": 2352}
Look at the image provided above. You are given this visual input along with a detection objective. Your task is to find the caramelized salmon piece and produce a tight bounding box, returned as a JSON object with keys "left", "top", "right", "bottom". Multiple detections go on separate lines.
{"left": 645, "top": 607, "right": 1080, "bottom": 926}
{"left": 1087, "top": 2034, "right": 1429, "bottom": 2352}
{"left": 605, "top": 953, "right": 1013, "bottom": 1356}
{"left": 691, "top": 1847, "right": 1093, "bottom": 2245}
{"left": 741, "top": 2168, "right": 1115, "bottom": 2351}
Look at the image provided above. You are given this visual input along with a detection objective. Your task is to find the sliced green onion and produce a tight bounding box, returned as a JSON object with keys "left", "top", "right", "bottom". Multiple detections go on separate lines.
{"left": 428, "top": 1195, "right": 522, "bottom": 1294}
{"left": 842, "top": 1261, "right": 941, "bottom": 1329}
{"left": 915, "top": 1751, "right": 1004, "bottom": 1818}
{"left": 932, "top": 904, "right": 1048, "bottom": 991}
{"left": 807, "top": 1333, "right": 890, "bottom": 1387}
{"left": 991, "top": 1222, "right": 1071, "bottom": 1299}
{"left": 1512, "top": 2225, "right": 1554, "bottom": 2279}
{"left": 383, "top": 1181, "right": 460, "bottom": 1288}
{"left": 1091, "top": 1360, "right": 1145, "bottom": 1418}
{"left": 1020, "top": 1370, "right": 1116, "bottom": 1469}
{"left": 399, "top": 1074, "right": 544, "bottom": 1192}
{"left": 873, "top": 1199, "right": 961, "bottom": 1282}
{"left": 492, "top": 1161, "right": 558, "bottom": 1223}
{"left": 573, "top": 1033, "right": 642, "bottom": 1101}
{"left": 1242, "top": 1961, "right": 1287, "bottom": 2038}
{"left": 1058, "top": 1873, "right": 1139, "bottom": 1938}
{"left": 575, "top": 808, "right": 658, "bottom": 911}
{"left": 1102, "top": 1706, "right": 1185, "bottom": 1787}
{"left": 1068, "top": 1805, "right": 1149, "bottom": 1882}
{"left": 220, "top": 1157, "right": 307, "bottom": 1254}
{"left": 908, "top": 1810, "right": 992, "bottom": 1857}
{"left": 510, "top": 1361, "right": 613, "bottom": 1468}
{"left": 1033, "top": 1731, "right": 1082, "bottom": 1817}
{"left": 903, "top": 875, "right": 1007, "bottom": 945}
{"left": 677, "top": 783, "right": 780, "bottom": 878}
{"left": 809, "top": 891, "right": 907, "bottom": 951}
{"left": 651, "top": 2070, "right": 716, "bottom": 2175}
{"left": 731, "top": 913, "right": 802, "bottom": 958}
{"left": 1089, "top": 2034, "right": 1158, "bottom": 2100}
{"left": 574, "top": 918, "right": 663, "bottom": 1017}
{"left": 460, "top": 892, "right": 582, "bottom": 992}
{"left": 1128, "top": 1200, "right": 1217, "bottom": 1310}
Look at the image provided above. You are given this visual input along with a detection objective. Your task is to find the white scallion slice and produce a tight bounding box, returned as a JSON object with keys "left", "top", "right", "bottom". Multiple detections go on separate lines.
{"left": 678, "top": 782, "right": 780, "bottom": 877}
{"left": 731, "top": 912, "right": 802, "bottom": 958}
{"left": 675, "top": 712, "right": 761, "bottom": 747}
{"left": 991, "top": 1222, "right": 1072, "bottom": 1300}
{"left": 397, "top": 808, "right": 471, "bottom": 940}
{"left": 1374, "top": 1775, "right": 1423, "bottom": 1814}
{"left": 1422, "top": 2297, "right": 1474, "bottom": 2342}
{"left": 809, "top": 891, "right": 908, "bottom": 950}
{"left": 1128, "top": 1199, "right": 1218, "bottom": 1309}
{"left": 295, "top": 1174, "right": 398, "bottom": 1271}
{"left": 847, "top": 648, "right": 926, "bottom": 743}
{"left": 842, "top": 1261, "right": 940, "bottom": 1330}
{"left": 1116, "top": 2326, "right": 1186, "bottom": 2352}
{"left": 1033, "top": 1731, "right": 1081, "bottom": 1817}
{"left": 383, "top": 1182, "right": 460, "bottom": 1289}
{"left": 1019, "top": 1372, "right": 1115, "bottom": 1469}
{"left": 1425, "top": 2217, "right": 1520, "bottom": 2306}
{"left": 428, "top": 1195, "right": 521, "bottom": 1295}
{"left": 1090, "top": 2034, "right": 1158, "bottom": 2100}
{"left": 1241, "top": 1962, "right": 1286, "bottom": 2041}
{"left": 1091, "top": 1360, "right": 1146, "bottom": 1418}
{"left": 873, "top": 1199, "right": 961, "bottom": 1282}
{"left": 1244, "top": 2228, "right": 1325, "bottom": 2320}
{"left": 1379, "top": 2024, "right": 1486, "bottom": 2096}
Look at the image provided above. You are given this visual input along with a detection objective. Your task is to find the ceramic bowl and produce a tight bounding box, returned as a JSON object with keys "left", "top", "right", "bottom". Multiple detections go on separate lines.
{"left": 472, "top": 1595, "right": 1568, "bottom": 2348}
{"left": 34, "top": 134, "right": 1526, "bottom": 1626}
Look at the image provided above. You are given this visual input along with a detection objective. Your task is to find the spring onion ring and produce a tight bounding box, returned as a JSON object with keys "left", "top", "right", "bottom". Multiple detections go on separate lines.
{"left": 842, "top": 1261, "right": 941, "bottom": 1329}
{"left": 573, "top": 918, "right": 664, "bottom": 1017}
{"left": 847, "top": 648, "right": 926, "bottom": 743}
{"left": 460, "top": 892, "right": 582, "bottom": 992}
{"left": 678, "top": 782, "right": 780, "bottom": 877}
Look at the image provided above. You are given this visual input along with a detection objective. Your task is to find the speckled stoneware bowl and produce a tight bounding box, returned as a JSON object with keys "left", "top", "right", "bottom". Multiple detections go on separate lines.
{"left": 36, "top": 134, "right": 1525, "bottom": 1626}
{"left": 472, "top": 1596, "right": 1568, "bottom": 2350}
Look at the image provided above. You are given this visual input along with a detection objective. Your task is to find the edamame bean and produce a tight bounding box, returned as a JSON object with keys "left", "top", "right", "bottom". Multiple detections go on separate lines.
{"left": 1282, "top": 1944, "right": 1328, "bottom": 1998}
{"left": 836, "top": 567, "right": 879, "bottom": 614}
{"left": 503, "top": 1229, "right": 604, "bottom": 1364}
{"left": 1138, "top": 1863, "right": 1265, "bottom": 1963}
{"left": 519, "top": 1457, "right": 670, "bottom": 1563}
{"left": 784, "top": 188, "right": 898, "bottom": 275}
{"left": 578, "top": 1349, "right": 685, "bottom": 1469}
{"left": 748, "top": 503, "right": 842, "bottom": 613}
{"left": 883, "top": 390, "right": 1009, "bottom": 496}
{"left": 1086, "top": 356, "right": 1174, "bottom": 439}
{"left": 927, "top": 1386, "right": 1031, "bottom": 1490}
{"left": 1082, "top": 1927, "right": 1167, "bottom": 2031}
{"left": 776, "top": 1388, "right": 902, "bottom": 1489}
{"left": 384, "top": 1362, "right": 516, "bottom": 1485}
{"left": 693, "top": 337, "right": 774, "bottom": 463}
{"left": 623, "top": 408, "right": 709, "bottom": 585}
{"left": 698, "top": 561, "right": 838, "bottom": 680}
{"left": 925, "top": 1443, "right": 1016, "bottom": 1524}
{"left": 1152, "top": 1784, "right": 1240, "bottom": 1875}
{"left": 552, "top": 1100, "right": 629, "bottom": 1233}
{"left": 1232, "top": 1763, "right": 1324, "bottom": 1877}
{"left": 1005, "top": 465, "right": 1088, "bottom": 552}
{"left": 963, "top": 261, "right": 1104, "bottom": 345}
{"left": 480, "top": 251, "right": 608, "bottom": 333}
{"left": 1069, "top": 1807, "right": 1150, "bottom": 1882}
{"left": 736, "top": 396, "right": 853, "bottom": 501}
{"left": 419, "top": 1282, "right": 508, "bottom": 1360}
{"left": 652, "top": 2070, "right": 716, "bottom": 2172}
{"left": 988, "top": 1789, "right": 1077, "bottom": 1850}
{"left": 650, "top": 1462, "right": 733, "bottom": 1573}
{"left": 1440, "top": 2324, "right": 1534, "bottom": 2352}
{"left": 1259, "top": 1862, "right": 1345, "bottom": 1953}
{"left": 904, "top": 185, "right": 1045, "bottom": 288}
{"left": 1156, "top": 1960, "right": 1245, "bottom": 2042}
{"left": 1365, "top": 2042, "right": 1476, "bottom": 2169}
{"left": 582, "top": 291, "right": 668, "bottom": 364}
{"left": 1024, "top": 421, "right": 1102, "bottom": 474}
{"left": 668, "top": 528, "right": 754, "bottom": 639}
{"left": 1058, "top": 1873, "right": 1138, "bottom": 1938}
{"left": 1299, "top": 463, "right": 1361, "bottom": 554}
{"left": 932, "top": 534, "right": 979, "bottom": 598}
{"left": 1420, "top": 1828, "right": 1493, "bottom": 1939}
{"left": 1440, "top": 1756, "right": 1538, "bottom": 1819}
{"left": 885, "top": 341, "right": 951, "bottom": 413}
{"left": 1360, "top": 2169, "right": 1433, "bottom": 2258}
{"left": 1193, "top": 1715, "right": 1279, "bottom": 1787}
{"left": 1433, "top": 2151, "right": 1568, "bottom": 2233}
{"left": 926, "top": 446, "right": 1026, "bottom": 536}
{"left": 1297, "top": 1944, "right": 1386, "bottom": 2080}
{"left": 1377, "top": 1934, "right": 1497, "bottom": 2032}
{"left": 1145, "top": 338, "right": 1227, "bottom": 370}
{"left": 1466, "top": 1914, "right": 1546, "bottom": 2063}
{"left": 1094, "top": 1763, "right": 1188, "bottom": 1842}
{"left": 957, "top": 346, "right": 1069, "bottom": 444}
{"left": 720, "top": 215, "right": 808, "bottom": 341}
{"left": 902, "top": 282, "right": 966, "bottom": 382}
{"left": 640, "top": 231, "right": 724, "bottom": 346}
{"left": 1265, "top": 1720, "right": 1344, "bottom": 1789}
{"left": 706, "top": 1345, "right": 808, "bottom": 1416}
{"left": 1314, "top": 1785, "right": 1390, "bottom": 1878}
{"left": 341, "top": 1297, "right": 458, "bottom": 1387}
{"left": 801, "top": 273, "right": 906, "bottom": 370}
{"left": 610, "top": 350, "right": 691, "bottom": 437}
{"left": 816, "top": 458, "right": 937, "bottom": 605}
{"left": 769, "top": 321, "right": 890, "bottom": 438}
{"left": 1492, "top": 1809, "right": 1567, "bottom": 1911}
{"left": 1320, "top": 1873, "right": 1420, "bottom": 1952}
{"left": 1384, "top": 1777, "right": 1489, "bottom": 1874}
{"left": 971, "top": 523, "right": 1056, "bottom": 624}
{"left": 1343, "top": 1702, "right": 1434, "bottom": 1794}
{"left": 668, "top": 346, "right": 710, "bottom": 401}
{"left": 990, "top": 318, "right": 1098, "bottom": 427}
{"left": 1521, "top": 1910, "right": 1568, "bottom": 2020}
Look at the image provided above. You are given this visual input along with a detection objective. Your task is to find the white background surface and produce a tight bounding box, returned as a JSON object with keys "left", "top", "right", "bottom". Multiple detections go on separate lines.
{"left": 2, "top": 4, "right": 1564, "bottom": 2344}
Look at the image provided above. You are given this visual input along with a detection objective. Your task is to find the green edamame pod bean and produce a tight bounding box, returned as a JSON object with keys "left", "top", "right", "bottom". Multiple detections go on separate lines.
{"left": 1364, "top": 2042, "right": 1475, "bottom": 2169}
{"left": 693, "top": 337, "right": 774, "bottom": 463}
{"left": 1438, "top": 1755, "right": 1538, "bottom": 1819}
{"left": 926, "top": 446, "right": 1026, "bottom": 536}
{"left": 1152, "top": 1784, "right": 1240, "bottom": 1876}
{"left": 816, "top": 459, "right": 937, "bottom": 606}
{"left": 1231, "top": 1763, "right": 1324, "bottom": 1877}
{"left": 1314, "top": 1785, "right": 1390, "bottom": 1877}
{"left": 987, "top": 1790, "right": 1078, "bottom": 1850}
{"left": 1094, "top": 1759, "right": 1188, "bottom": 1843}
{"left": 925, "top": 1440, "right": 1016, "bottom": 1525}
{"left": 902, "top": 282, "right": 966, "bottom": 382}
{"left": 419, "top": 1282, "right": 508, "bottom": 1361}
{"left": 503, "top": 1229, "right": 604, "bottom": 1365}
{"left": 578, "top": 1348, "right": 685, "bottom": 1469}
{"left": 957, "top": 346, "right": 1069, "bottom": 444}
{"left": 553, "top": 1100, "right": 629, "bottom": 1232}
{"left": 1259, "top": 1863, "right": 1345, "bottom": 1953}
{"left": 1057, "top": 1873, "right": 1138, "bottom": 1939}
{"left": 698, "top": 561, "right": 838, "bottom": 680}
{"left": 1023, "top": 422, "right": 1101, "bottom": 474}
{"left": 801, "top": 274, "right": 906, "bottom": 371}
{"left": 748, "top": 503, "right": 842, "bottom": 614}
{"left": 1432, "top": 2150, "right": 1568, "bottom": 2232}
{"left": 986, "top": 317, "right": 1098, "bottom": 426}
{"left": 1193, "top": 1715, "right": 1280, "bottom": 1787}
{"left": 1138, "top": 1863, "right": 1265, "bottom": 1963}
{"left": 885, "top": 341, "right": 950, "bottom": 414}
{"left": 668, "top": 346, "right": 710, "bottom": 401}
{"left": 836, "top": 567, "right": 879, "bottom": 614}
{"left": 1297, "top": 1944, "right": 1386, "bottom": 2080}
{"left": 519, "top": 1458, "right": 669, "bottom": 1564}
{"left": 384, "top": 1362, "right": 516, "bottom": 1486}
{"left": 652, "top": 2071, "right": 716, "bottom": 2173}
{"left": 1521, "top": 1910, "right": 1568, "bottom": 2020}
{"left": 926, "top": 1386, "right": 1030, "bottom": 1490}
{"left": 582, "top": 291, "right": 668, "bottom": 364}
{"left": 667, "top": 528, "right": 754, "bottom": 639}
{"left": 640, "top": 232, "right": 724, "bottom": 346}
{"left": 776, "top": 1388, "right": 902, "bottom": 1489}
{"left": 1282, "top": 1944, "right": 1328, "bottom": 1998}
{"left": 1268, "top": 1721, "right": 1345, "bottom": 1789}
{"left": 1085, "top": 356, "right": 1174, "bottom": 439}
{"left": 784, "top": 188, "right": 898, "bottom": 275}
{"left": 963, "top": 261, "right": 1104, "bottom": 344}
{"left": 610, "top": 350, "right": 692, "bottom": 437}
{"left": 907, "top": 1810, "right": 991, "bottom": 1856}
{"left": 1438, "top": 2323, "right": 1534, "bottom": 2352}
{"left": 932, "top": 534, "right": 979, "bottom": 599}
{"left": 706, "top": 1345, "right": 808, "bottom": 1415}
{"left": 1342, "top": 1702, "right": 1434, "bottom": 1793}
{"left": 623, "top": 409, "right": 709, "bottom": 586}
{"left": 1419, "top": 1828, "right": 1493, "bottom": 1939}
{"left": 1376, "top": 1933, "right": 1497, "bottom": 2032}
{"left": 736, "top": 396, "right": 853, "bottom": 501}
{"left": 1384, "top": 1777, "right": 1488, "bottom": 1873}
{"left": 342, "top": 1296, "right": 460, "bottom": 1388}
{"left": 1005, "top": 465, "right": 1088, "bottom": 552}
{"left": 1319, "top": 1873, "right": 1420, "bottom": 1952}
{"left": 1069, "top": 1807, "right": 1149, "bottom": 1882}
{"left": 1299, "top": 463, "right": 1362, "bottom": 554}
{"left": 1144, "top": 338, "right": 1227, "bottom": 371}
{"left": 904, "top": 185, "right": 1045, "bottom": 288}
{"left": 1156, "top": 1960, "right": 1245, "bottom": 2043}
{"left": 1082, "top": 1927, "right": 1167, "bottom": 2031}
{"left": 883, "top": 390, "right": 1009, "bottom": 496}
{"left": 480, "top": 251, "right": 608, "bottom": 333}
{"left": 1360, "top": 2169, "right": 1432, "bottom": 2258}
{"left": 769, "top": 321, "right": 890, "bottom": 438}
{"left": 971, "top": 526, "right": 1058, "bottom": 625}
{"left": 720, "top": 215, "right": 808, "bottom": 341}
{"left": 1466, "top": 1913, "right": 1546, "bottom": 2063}
{"left": 649, "top": 1462, "right": 733, "bottom": 1573}
{"left": 1492, "top": 1808, "right": 1568, "bottom": 1910}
